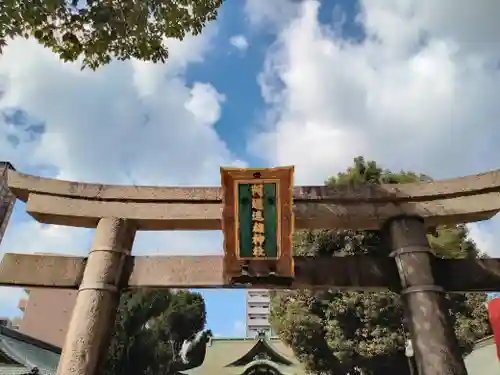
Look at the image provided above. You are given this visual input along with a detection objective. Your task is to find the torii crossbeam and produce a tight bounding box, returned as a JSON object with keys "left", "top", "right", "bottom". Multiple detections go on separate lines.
{"left": 1, "top": 166, "right": 500, "bottom": 375}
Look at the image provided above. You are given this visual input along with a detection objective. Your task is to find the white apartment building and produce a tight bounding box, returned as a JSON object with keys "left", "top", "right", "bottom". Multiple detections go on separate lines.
{"left": 245, "top": 289, "right": 272, "bottom": 337}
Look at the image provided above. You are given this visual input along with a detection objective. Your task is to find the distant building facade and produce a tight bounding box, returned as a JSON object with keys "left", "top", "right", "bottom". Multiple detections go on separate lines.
{"left": 0, "top": 162, "right": 15, "bottom": 246}
{"left": 17, "top": 288, "right": 76, "bottom": 347}
{"left": 246, "top": 290, "right": 272, "bottom": 337}
{"left": 19, "top": 287, "right": 274, "bottom": 345}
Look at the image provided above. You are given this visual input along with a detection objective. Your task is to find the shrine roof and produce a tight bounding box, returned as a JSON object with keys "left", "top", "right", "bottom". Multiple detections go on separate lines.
{"left": 464, "top": 335, "right": 498, "bottom": 375}
{"left": 0, "top": 326, "right": 60, "bottom": 375}
{"left": 180, "top": 336, "right": 307, "bottom": 375}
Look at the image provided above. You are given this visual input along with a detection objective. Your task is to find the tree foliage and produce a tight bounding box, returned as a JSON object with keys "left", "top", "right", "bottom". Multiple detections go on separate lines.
{"left": 103, "top": 288, "right": 211, "bottom": 375}
{"left": 1, "top": 0, "right": 223, "bottom": 69}
{"left": 270, "top": 157, "right": 492, "bottom": 375}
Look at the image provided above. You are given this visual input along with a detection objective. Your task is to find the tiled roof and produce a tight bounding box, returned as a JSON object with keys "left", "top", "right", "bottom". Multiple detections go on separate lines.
{"left": 0, "top": 327, "right": 60, "bottom": 375}
{"left": 0, "top": 326, "right": 492, "bottom": 375}
{"left": 181, "top": 337, "right": 307, "bottom": 375}
{"left": 0, "top": 364, "right": 34, "bottom": 375}
{"left": 464, "top": 336, "right": 499, "bottom": 375}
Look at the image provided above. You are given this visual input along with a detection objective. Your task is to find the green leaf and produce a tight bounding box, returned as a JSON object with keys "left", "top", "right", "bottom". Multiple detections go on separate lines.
{"left": 102, "top": 289, "right": 209, "bottom": 375}
{"left": 0, "top": 0, "right": 225, "bottom": 69}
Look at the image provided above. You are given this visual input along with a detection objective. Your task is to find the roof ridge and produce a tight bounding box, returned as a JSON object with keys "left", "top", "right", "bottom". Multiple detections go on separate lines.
{"left": 0, "top": 326, "right": 61, "bottom": 354}
{"left": 263, "top": 340, "right": 296, "bottom": 363}
{"left": 468, "top": 335, "right": 495, "bottom": 353}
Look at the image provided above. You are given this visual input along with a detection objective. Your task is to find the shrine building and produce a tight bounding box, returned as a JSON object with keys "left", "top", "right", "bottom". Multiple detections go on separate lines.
{"left": 0, "top": 323, "right": 495, "bottom": 375}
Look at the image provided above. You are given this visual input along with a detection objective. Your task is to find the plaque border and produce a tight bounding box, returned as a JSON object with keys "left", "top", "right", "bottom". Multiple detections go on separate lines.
{"left": 220, "top": 166, "right": 294, "bottom": 280}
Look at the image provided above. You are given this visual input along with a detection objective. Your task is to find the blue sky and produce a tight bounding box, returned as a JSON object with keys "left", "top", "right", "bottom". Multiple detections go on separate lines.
{"left": 1, "top": 0, "right": 500, "bottom": 338}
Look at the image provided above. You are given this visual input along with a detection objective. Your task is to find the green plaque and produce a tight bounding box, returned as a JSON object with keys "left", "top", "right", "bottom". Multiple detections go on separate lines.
{"left": 237, "top": 182, "right": 278, "bottom": 259}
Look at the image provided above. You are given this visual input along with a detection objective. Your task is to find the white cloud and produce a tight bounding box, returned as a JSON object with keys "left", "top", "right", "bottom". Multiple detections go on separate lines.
{"left": 233, "top": 320, "right": 246, "bottom": 336}
{"left": 0, "top": 25, "right": 238, "bottom": 186}
{"left": 185, "top": 83, "right": 226, "bottom": 126}
{"left": 1, "top": 222, "right": 93, "bottom": 256}
{"left": 0, "top": 25, "right": 240, "bottom": 314}
{"left": 469, "top": 221, "right": 500, "bottom": 257}
{"left": 244, "top": 0, "right": 302, "bottom": 31}
{"left": 229, "top": 35, "right": 249, "bottom": 53}
{"left": 247, "top": 0, "right": 500, "bottom": 256}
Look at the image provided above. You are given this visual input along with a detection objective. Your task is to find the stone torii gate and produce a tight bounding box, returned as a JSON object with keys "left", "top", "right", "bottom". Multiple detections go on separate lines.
{"left": 0, "top": 166, "right": 500, "bottom": 375}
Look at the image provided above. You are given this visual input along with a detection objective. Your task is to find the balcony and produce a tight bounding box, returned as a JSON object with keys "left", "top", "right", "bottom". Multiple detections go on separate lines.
{"left": 247, "top": 294, "right": 270, "bottom": 304}
{"left": 247, "top": 318, "right": 270, "bottom": 327}
{"left": 247, "top": 306, "right": 269, "bottom": 315}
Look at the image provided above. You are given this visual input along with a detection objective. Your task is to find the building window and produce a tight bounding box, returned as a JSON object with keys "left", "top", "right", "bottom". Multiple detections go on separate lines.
{"left": 249, "top": 303, "right": 269, "bottom": 309}
{"left": 250, "top": 326, "right": 270, "bottom": 331}
{"left": 249, "top": 314, "right": 268, "bottom": 320}
{"left": 248, "top": 291, "right": 269, "bottom": 298}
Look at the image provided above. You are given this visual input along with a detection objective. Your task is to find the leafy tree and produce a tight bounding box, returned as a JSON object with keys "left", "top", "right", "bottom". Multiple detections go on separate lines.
{"left": 103, "top": 288, "right": 212, "bottom": 375}
{"left": 1, "top": 0, "right": 223, "bottom": 69}
{"left": 270, "top": 157, "right": 492, "bottom": 375}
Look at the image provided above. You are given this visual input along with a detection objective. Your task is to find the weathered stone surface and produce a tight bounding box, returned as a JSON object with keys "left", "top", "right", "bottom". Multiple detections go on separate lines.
{"left": 3, "top": 168, "right": 497, "bottom": 230}
{"left": 8, "top": 168, "right": 500, "bottom": 202}
{"left": 56, "top": 218, "right": 135, "bottom": 375}
{"left": 24, "top": 191, "right": 500, "bottom": 230}
{"left": 385, "top": 217, "right": 467, "bottom": 375}
{"left": 0, "top": 253, "right": 85, "bottom": 288}
{"left": 2, "top": 253, "right": 500, "bottom": 292}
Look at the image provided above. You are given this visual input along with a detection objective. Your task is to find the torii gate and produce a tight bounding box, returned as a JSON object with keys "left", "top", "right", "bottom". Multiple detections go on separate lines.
{"left": 1, "top": 165, "right": 500, "bottom": 375}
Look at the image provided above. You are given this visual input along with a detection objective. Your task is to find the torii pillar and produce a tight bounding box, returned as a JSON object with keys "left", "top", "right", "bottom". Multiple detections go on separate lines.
{"left": 56, "top": 218, "right": 136, "bottom": 375}
{"left": 384, "top": 216, "right": 468, "bottom": 375}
